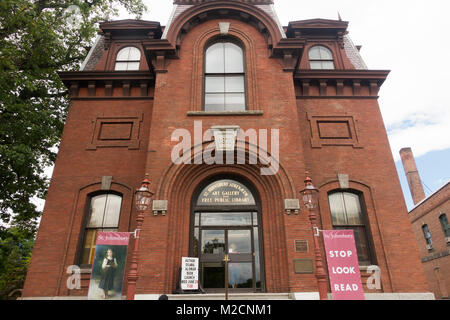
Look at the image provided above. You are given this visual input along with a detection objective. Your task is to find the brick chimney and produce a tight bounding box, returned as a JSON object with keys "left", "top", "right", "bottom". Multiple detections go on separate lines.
{"left": 399, "top": 148, "right": 426, "bottom": 205}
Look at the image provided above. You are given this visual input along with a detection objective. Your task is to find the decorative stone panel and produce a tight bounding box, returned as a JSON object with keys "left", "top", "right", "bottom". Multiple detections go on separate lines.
{"left": 86, "top": 114, "right": 143, "bottom": 150}
{"left": 308, "top": 114, "right": 362, "bottom": 149}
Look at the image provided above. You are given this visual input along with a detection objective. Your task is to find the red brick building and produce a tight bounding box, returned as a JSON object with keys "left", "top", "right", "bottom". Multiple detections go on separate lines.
{"left": 22, "top": 0, "right": 433, "bottom": 299}
{"left": 400, "top": 148, "right": 450, "bottom": 299}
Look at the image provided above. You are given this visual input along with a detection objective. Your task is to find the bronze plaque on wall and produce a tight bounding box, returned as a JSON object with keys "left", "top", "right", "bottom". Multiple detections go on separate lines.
{"left": 295, "top": 240, "right": 309, "bottom": 253}
{"left": 294, "top": 259, "right": 314, "bottom": 274}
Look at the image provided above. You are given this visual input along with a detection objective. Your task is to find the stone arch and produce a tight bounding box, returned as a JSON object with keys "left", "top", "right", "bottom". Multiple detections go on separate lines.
{"left": 155, "top": 139, "right": 296, "bottom": 200}
{"left": 166, "top": 1, "right": 283, "bottom": 49}
{"left": 156, "top": 142, "right": 294, "bottom": 293}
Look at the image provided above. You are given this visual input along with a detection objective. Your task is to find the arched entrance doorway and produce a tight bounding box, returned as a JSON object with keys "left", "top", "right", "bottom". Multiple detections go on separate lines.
{"left": 190, "top": 176, "right": 265, "bottom": 293}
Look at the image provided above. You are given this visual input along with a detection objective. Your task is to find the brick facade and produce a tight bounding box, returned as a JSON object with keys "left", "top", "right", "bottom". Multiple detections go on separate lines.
{"left": 22, "top": 1, "right": 431, "bottom": 299}
{"left": 409, "top": 183, "right": 450, "bottom": 299}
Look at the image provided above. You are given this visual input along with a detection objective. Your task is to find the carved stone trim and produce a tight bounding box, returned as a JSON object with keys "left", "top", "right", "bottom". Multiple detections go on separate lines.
{"left": 69, "top": 82, "right": 79, "bottom": 98}
{"left": 152, "top": 200, "right": 168, "bottom": 216}
{"left": 369, "top": 80, "right": 380, "bottom": 96}
{"left": 301, "top": 80, "right": 310, "bottom": 96}
{"left": 101, "top": 176, "right": 113, "bottom": 190}
{"left": 352, "top": 79, "right": 361, "bottom": 96}
{"left": 284, "top": 199, "right": 300, "bottom": 215}
{"left": 105, "top": 81, "right": 113, "bottom": 97}
{"left": 59, "top": 71, "right": 154, "bottom": 98}
{"left": 295, "top": 70, "right": 389, "bottom": 98}
{"left": 86, "top": 114, "right": 143, "bottom": 150}
{"left": 187, "top": 110, "right": 263, "bottom": 116}
{"left": 219, "top": 22, "right": 230, "bottom": 35}
{"left": 337, "top": 174, "right": 350, "bottom": 189}
{"left": 307, "top": 113, "right": 362, "bottom": 149}
{"left": 336, "top": 80, "right": 344, "bottom": 96}
{"left": 122, "top": 81, "right": 131, "bottom": 97}
{"left": 88, "top": 81, "right": 96, "bottom": 97}
{"left": 165, "top": 1, "right": 283, "bottom": 50}
{"left": 319, "top": 80, "right": 327, "bottom": 96}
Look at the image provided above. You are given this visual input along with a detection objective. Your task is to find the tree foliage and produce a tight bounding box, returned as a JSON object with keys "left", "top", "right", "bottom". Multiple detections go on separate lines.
{"left": 0, "top": 226, "right": 35, "bottom": 299}
{"left": 0, "top": 0, "right": 147, "bottom": 299}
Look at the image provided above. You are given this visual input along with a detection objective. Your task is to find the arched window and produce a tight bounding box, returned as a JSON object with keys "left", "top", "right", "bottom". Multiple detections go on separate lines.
{"left": 328, "top": 191, "right": 373, "bottom": 265}
{"left": 114, "top": 47, "right": 141, "bottom": 71}
{"left": 422, "top": 224, "right": 433, "bottom": 249}
{"left": 204, "top": 40, "right": 246, "bottom": 111}
{"left": 439, "top": 214, "right": 450, "bottom": 237}
{"left": 80, "top": 193, "right": 122, "bottom": 266}
{"left": 309, "top": 46, "right": 335, "bottom": 70}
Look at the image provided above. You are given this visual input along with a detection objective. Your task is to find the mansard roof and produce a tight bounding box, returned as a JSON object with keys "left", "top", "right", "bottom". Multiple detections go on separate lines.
{"left": 164, "top": 0, "right": 285, "bottom": 45}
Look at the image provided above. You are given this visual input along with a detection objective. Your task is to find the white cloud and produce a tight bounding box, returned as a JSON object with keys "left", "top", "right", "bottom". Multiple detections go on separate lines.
{"left": 387, "top": 104, "right": 450, "bottom": 161}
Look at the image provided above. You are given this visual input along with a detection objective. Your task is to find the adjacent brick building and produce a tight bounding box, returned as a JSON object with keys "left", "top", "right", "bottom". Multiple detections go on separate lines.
{"left": 22, "top": 0, "right": 433, "bottom": 299}
{"left": 400, "top": 148, "right": 450, "bottom": 299}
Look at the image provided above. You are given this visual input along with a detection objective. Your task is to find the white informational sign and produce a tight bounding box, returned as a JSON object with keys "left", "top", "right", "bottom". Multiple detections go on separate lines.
{"left": 181, "top": 257, "right": 199, "bottom": 290}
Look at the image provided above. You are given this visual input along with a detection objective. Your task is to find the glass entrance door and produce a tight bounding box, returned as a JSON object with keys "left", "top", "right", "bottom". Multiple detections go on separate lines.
{"left": 227, "top": 229, "right": 254, "bottom": 289}
{"left": 200, "top": 227, "right": 255, "bottom": 291}
{"left": 194, "top": 211, "right": 262, "bottom": 292}
{"left": 191, "top": 178, "right": 264, "bottom": 292}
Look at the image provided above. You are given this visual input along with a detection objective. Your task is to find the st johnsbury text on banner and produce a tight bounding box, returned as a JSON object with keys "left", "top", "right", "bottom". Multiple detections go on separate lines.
{"left": 87, "top": 232, "right": 131, "bottom": 300}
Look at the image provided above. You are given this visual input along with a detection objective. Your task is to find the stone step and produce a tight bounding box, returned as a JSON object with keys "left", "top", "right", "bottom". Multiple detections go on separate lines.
{"left": 167, "top": 293, "right": 293, "bottom": 300}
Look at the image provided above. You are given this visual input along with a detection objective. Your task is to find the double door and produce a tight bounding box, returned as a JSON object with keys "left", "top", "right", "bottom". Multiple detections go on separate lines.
{"left": 193, "top": 211, "right": 262, "bottom": 292}
{"left": 200, "top": 227, "right": 256, "bottom": 291}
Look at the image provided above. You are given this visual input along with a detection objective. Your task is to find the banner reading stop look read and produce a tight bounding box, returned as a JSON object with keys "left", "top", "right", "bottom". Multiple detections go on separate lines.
{"left": 323, "top": 230, "right": 365, "bottom": 300}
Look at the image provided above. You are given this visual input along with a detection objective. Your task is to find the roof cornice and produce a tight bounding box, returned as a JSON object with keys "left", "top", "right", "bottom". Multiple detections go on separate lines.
{"left": 286, "top": 18, "right": 348, "bottom": 38}
{"left": 295, "top": 70, "right": 390, "bottom": 83}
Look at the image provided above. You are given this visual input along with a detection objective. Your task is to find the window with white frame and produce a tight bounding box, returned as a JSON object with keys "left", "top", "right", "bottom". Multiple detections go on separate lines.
{"left": 115, "top": 47, "right": 141, "bottom": 71}
{"left": 204, "top": 40, "right": 246, "bottom": 111}
{"left": 309, "top": 46, "right": 335, "bottom": 70}
{"left": 80, "top": 193, "right": 122, "bottom": 266}
{"left": 328, "top": 191, "right": 373, "bottom": 265}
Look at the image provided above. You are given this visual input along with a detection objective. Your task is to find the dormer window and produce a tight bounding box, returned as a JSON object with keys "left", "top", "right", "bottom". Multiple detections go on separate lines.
{"left": 115, "top": 47, "right": 141, "bottom": 71}
{"left": 309, "top": 46, "right": 335, "bottom": 70}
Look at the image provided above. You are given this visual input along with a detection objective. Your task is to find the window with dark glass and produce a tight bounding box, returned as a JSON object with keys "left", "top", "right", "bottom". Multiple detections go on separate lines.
{"left": 309, "top": 46, "right": 335, "bottom": 70}
{"left": 422, "top": 224, "right": 433, "bottom": 248}
{"left": 328, "top": 192, "right": 373, "bottom": 265}
{"left": 115, "top": 47, "right": 141, "bottom": 71}
{"left": 204, "top": 41, "right": 246, "bottom": 111}
{"left": 440, "top": 214, "right": 450, "bottom": 237}
{"left": 80, "top": 193, "right": 122, "bottom": 265}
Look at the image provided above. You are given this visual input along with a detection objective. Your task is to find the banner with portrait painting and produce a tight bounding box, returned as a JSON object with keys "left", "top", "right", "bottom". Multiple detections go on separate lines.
{"left": 87, "top": 232, "right": 130, "bottom": 300}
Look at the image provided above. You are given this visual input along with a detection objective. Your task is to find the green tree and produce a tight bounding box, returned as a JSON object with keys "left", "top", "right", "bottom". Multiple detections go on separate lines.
{"left": 0, "top": 0, "right": 147, "bottom": 299}
{"left": 0, "top": 225, "right": 35, "bottom": 300}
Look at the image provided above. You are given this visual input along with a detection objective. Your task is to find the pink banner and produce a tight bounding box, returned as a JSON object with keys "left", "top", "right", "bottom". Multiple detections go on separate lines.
{"left": 96, "top": 232, "right": 130, "bottom": 246}
{"left": 323, "top": 230, "right": 365, "bottom": 300}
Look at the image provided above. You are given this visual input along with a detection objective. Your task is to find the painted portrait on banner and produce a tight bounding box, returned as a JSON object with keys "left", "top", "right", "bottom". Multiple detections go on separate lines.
{"left": 88, "top": 232, "right": 130, "bottom": 300}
